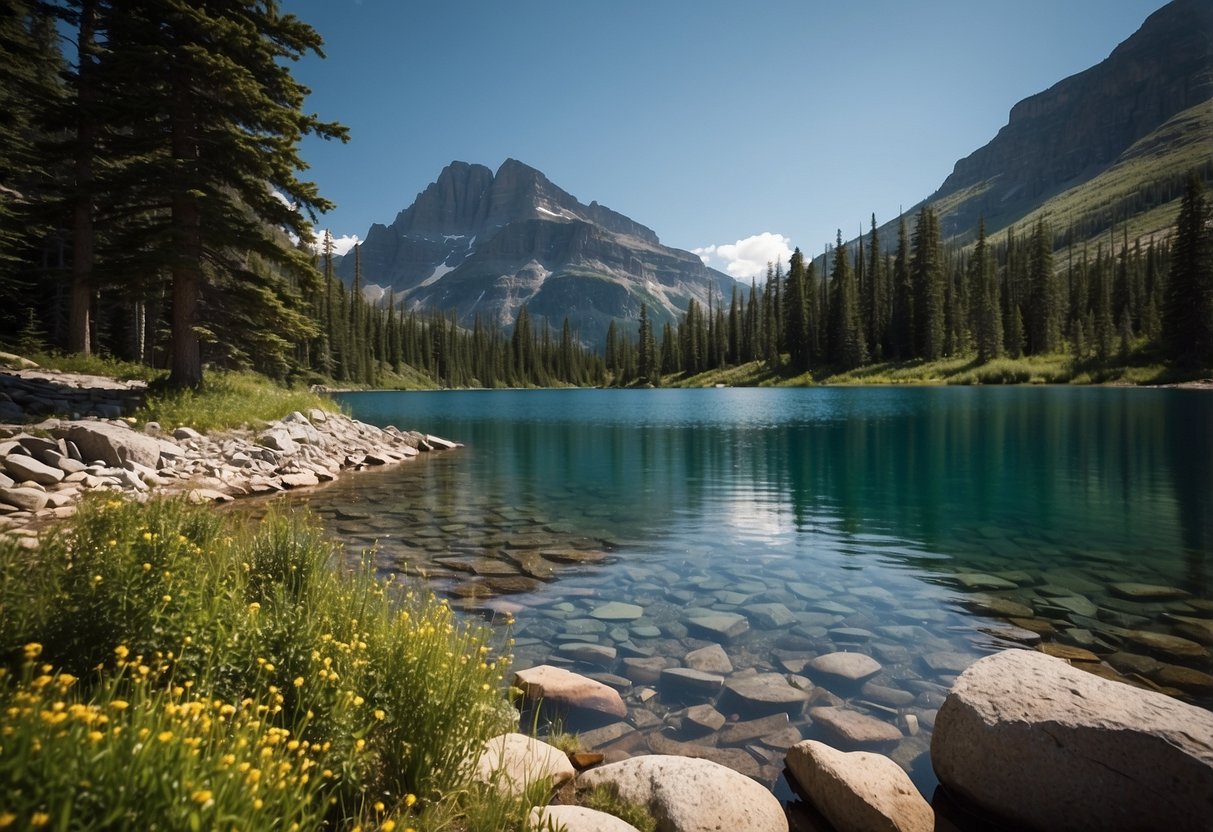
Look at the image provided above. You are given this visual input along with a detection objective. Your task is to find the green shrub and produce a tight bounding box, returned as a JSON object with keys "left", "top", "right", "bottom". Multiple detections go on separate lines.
{"left": 0, "top": 497, "right": 516, "bottom": 830}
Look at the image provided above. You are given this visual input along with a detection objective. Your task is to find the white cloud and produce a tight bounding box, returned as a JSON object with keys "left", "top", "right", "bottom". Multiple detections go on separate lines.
{"left": 307, "top": 232, "right": 362, "bottom": 258}
{"left": 695, "top": 232, "right": 793, "bottom": 280}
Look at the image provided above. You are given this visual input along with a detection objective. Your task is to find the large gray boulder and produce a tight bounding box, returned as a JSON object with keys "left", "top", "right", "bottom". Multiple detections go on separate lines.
{"left": 55, "top": 422, "right": 160, "bottom": 468}
{"left": 578, "top": 755, "right": 787, "bottom": 832}
{"left": 785, "top": 740, "right": 933, "bottom": 832}
{"left": 472, "top": 732, "right": 574, "bottom": 798}
{"left": 931, "top": 648, "right": 1213, "bottom": 832}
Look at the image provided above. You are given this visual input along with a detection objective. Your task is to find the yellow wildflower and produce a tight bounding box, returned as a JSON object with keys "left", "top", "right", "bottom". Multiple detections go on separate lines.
{"left": 191, "top": 789, "right": 213, "bottom": 805}
{"left": 110, "top": 700, "right": 129, "bottom": 711}
{"left": 404, "top": 793, "right": 416, "bottom": 808}
{"left": 23, "top": 642, "right": 42, "bottom": 659}
{"left": 374, "top": 801, "right": 385, "bottom": 813}
{"left": 88, "top": 730, "right": 104, "bottom": 743}
{"left": 293, "top": 677, "right": 304, "bottom": 688}
{"left": 0, "top": 812, "right": 14, "bottom": 828}
{"left": 248, "top": 602, "right": 261, "bottom": 613}
{"left": 382, "top": 822, "right": 396, "bottom": 832}
{"left": 142, "top": 563, "right": 151, "bottom": 571}
{"left": 373, "top": 709, "right": 385, "bottom": 721}
{"left": 31, "top": 814, "right": 50, "bottom": 828}
{"left": 157, "top": 730, "right": 173, "bottom": 742}
{"left": 114, "top": 645, "right": 129, "bottom": 660}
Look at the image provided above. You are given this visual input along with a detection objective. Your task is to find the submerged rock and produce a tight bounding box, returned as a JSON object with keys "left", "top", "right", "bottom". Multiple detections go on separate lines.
{"left": 513, "top": 664, "right": 627, "bottom": 721}
{"left": 931, "top": 649, "right": 1213, "bottom": 832}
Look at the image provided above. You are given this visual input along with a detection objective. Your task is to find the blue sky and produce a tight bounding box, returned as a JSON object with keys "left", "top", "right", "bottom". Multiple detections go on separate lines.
{"left": 287, "top": 0, "right": 1166, "bottom": 278}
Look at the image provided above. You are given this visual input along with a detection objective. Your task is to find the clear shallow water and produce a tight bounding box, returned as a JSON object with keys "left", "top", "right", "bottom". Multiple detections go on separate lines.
{"left": 280, "top": 388, "right": 1213, "bottom": 796}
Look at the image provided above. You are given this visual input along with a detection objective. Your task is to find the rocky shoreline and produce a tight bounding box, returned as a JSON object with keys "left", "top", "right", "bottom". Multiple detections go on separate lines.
{"left": 488, "top": 649, "right": 1213, "bottom": 832}
{"left": 0, "top": 368, "right": 460, "bottom": 548}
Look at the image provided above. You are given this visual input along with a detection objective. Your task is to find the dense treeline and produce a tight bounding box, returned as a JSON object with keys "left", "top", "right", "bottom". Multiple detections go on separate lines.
{"left": 1, "top": 4, "right": 1209, "bottom": 390}
{"left": 608, "top": 175, "right": 1213, "bottom": 384}
{"left": 0, "top": 2, "right": 603, "bottom": 390}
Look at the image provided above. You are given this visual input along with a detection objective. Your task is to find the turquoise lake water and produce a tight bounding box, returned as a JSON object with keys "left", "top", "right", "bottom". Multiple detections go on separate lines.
{"left": 300, "top": 387, "right": 1213, "bottom": 796}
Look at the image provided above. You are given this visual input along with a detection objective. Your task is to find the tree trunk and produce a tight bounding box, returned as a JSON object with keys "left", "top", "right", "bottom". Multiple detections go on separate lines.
{"left": 68, "top": 0, "right": 97, "bottom": 356}
{"left": 168, "top": 58, "right": 202, "bottom": 388}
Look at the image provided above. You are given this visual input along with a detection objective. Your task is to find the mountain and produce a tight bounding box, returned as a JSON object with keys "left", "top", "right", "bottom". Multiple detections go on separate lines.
{"left": 846, "top": 0, "right": 1213, "bottom": 258}
{"left": 337, "top": 159, "right": 739, "bottom": 345}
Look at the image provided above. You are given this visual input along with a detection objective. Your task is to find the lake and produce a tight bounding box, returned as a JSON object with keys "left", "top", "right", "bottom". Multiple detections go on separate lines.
{"left": 281, "top": 387, "right": 1213, "bottom": 797}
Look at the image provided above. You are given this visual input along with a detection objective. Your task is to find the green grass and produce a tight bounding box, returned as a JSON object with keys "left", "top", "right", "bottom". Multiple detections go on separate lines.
{"left": 0, "top": 497, "right": 521, "bottom": 831}
{"left": 19, "top": 351, "right": 165, "bottom": 382}
{"left": 137, "top": 371, "right": 338, "bottom": 432}
{"left": 669, "top": 347, "right": 1210, "bottom": 388}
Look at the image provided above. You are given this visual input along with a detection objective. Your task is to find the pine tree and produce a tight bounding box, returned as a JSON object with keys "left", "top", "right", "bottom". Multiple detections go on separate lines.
{"left": 828, "top": 231, "right": 868, "bottom": 369}
{"left": 1163, "top": 173, "right": 1213, "bottom": 366}
{"left": 97, "top": 1, "right": 348, "bottom": 386}
{"left": 911, "top": 206, "right": 944, "bottom": 359}
{"left": 1027, "top": 218, "right": 1061, "bottom": 354}
{"left": 784, "top": 247, "right": 810, "bottom": 371}
{"left": 970, "top": 220, "right": 1003, "bottom": 362}
{"left": 889, "top": 215, "right": 913, "bottom": 359}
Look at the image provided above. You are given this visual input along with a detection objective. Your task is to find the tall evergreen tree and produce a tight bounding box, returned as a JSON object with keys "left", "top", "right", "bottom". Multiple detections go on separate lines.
{"left": 828, "top": 231, "right": 868, "bottom": 369}
{"left": 889, "top": 215, "right": 913, "bottom": 359}
{"left": 1163, "top": 173, "right": 1213, "bottom": 366}
{"left": 784, "top": 247, "right": 811, "bottom": 371}
{"left": 1027, "top": 217, "right": 1061, "bottom": 354}
{"left": 970, "top": 220, "right": 1003, "bottom": 362}
{"left": 910, "top": 206, "right": 944, "bottom": 359}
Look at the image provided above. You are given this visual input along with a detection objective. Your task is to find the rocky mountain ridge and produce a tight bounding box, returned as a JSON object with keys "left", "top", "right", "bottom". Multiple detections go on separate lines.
{"left": 338, "top": 159, "right": 738, "bottom": 346}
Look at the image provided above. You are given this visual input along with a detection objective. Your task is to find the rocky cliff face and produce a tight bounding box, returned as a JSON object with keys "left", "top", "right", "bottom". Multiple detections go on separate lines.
{"left": 338, "top": 159, "right": 734, "bottom": 345}
{"left": 928, "top": 0, "right": 1213, "bottom": 238}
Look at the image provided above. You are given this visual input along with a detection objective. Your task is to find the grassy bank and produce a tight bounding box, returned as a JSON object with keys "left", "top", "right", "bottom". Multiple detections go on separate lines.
{"left": 0, "top": 497, "right": 531, "bottom": 830}
{"left": 666, "top": 349, "right": 1209, "bottom": 388}
{"left": 136, "top": 372, "right": 337, "bottom": 432}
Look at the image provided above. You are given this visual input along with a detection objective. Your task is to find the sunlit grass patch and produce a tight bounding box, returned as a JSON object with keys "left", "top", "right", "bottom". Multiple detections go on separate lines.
{"left": 137, "top": 371, "right": 338, "bottom": 432}
{"left": 0, "top": 497, "right": 516, "bottom": 830}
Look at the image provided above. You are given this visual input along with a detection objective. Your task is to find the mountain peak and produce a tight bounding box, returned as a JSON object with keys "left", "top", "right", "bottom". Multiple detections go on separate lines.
{"left": 337, "top": 160, "right": 738, "bottom": 346}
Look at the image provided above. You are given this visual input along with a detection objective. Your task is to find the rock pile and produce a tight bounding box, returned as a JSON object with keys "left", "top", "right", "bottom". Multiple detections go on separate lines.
{"left": 0, "top": 407, "right": 460, "bottom": 547}
{"left": 0, "top": 366, "right": 145, "bottom": 422}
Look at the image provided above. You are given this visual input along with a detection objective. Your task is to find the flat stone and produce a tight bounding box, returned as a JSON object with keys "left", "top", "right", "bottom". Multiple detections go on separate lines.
{"left": 978, "top": 624, "right": 1043, "bottom": 645}
{"left": 723, "top": 673, "right": 811, "bottom": 717}
{"left": 809, "top": 653, "right": 883, "bottom": 683}
{"left": 860, "top": 682, "right": 915, "bottom": 708}
{"left": 577, "top": 721, "right": 635, "bottom": 749}
{"left": 953, "top": 572, "right": 1018, "bottom": 590}
{"left": 621, "top": 657, "right": 671, "bottom": 684}
{"left": 558, "top": 642, "right": 617, "bottom": 669}
{"left": 528, "top": 805, "right": 640, "bottom": 832}
{"left": 631, "top": 624, "right": 662, "bottom": 638}
{"left": 577, "top": 755, "right": 788, "bottom": 832}
{"left": 920, "top": 652, "right": 974, "bottom": 675}
{"left": 785, "top": 740, "right": 934, "bottom": 832}
{"left": 1119, "top": 629, "right": 1209, "bottom": 660}
{"left": 1046, "top": 595, "right": 1100, "bottom": 618}
{"left": 0, "top": 487, "right": 48, "bottom": 512}
{"left": 2, "top": 454, "right": 64, "bottom": 486}
{"left": 686, "top": 612, "right": 750, "bottom": 641}
{"left": 717, "top": 713, "right": 791, "bottom": 746}
{"left": 1109, "top": 582, "right": 1191, "bottom": 601}
{"left": 514, "top": 665, "right": 627, "bottom": 721}
{"left": 931, "top": 649, "right": 1213, "bottom": 832}
{"left": 660, "top": 667, "right": 724, "bottom": 698}
{"left": 280, "top": 472, "right": 319, "bottom": 488}
{"left": 591, "top": 601, "right": 644, "bottom": 621}
{"left": 1170, "top": 616, "right": 1213, "bottom": 646}
{"left": 684, "top": 704, "right": 727, "bottom": 733}
{"left": 962, "top": 594, "right": 1035, "bottom": 618}
{"left": 746, "top": 602, "right": 798, "bottom": 628}
{"left": 829, "top": 627, "right": 876, "bottom": 643}
{"left": 1153, "top": 664, "right": 1213, "bottom": 694}
{"left": 473, "top": 733, "right": 574, "bottom": 798}
{"left": 1038, "top": 643, "right": 1100, "bottom": 663}
{"left": 684, "top": 643, "right": 733, "bottom": 675}
{"left": 809, "top": 707, "right": 902, "bottom": 748}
